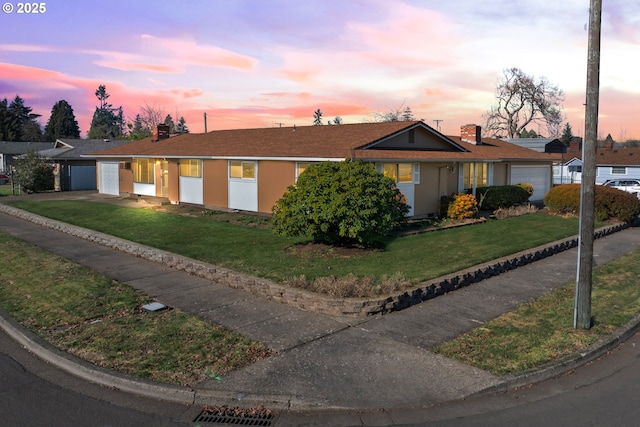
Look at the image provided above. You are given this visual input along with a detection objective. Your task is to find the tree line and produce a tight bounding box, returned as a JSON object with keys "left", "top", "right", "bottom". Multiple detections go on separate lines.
{"left": 0, "top": 84, "right": 189, "bottom": 142}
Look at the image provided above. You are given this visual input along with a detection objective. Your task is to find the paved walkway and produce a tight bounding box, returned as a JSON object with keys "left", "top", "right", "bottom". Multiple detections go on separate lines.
{"left": 2, "top": 192, "right": 640, "bottom": 412}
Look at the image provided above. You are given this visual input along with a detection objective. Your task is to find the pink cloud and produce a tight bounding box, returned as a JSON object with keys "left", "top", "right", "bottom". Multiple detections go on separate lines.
{"left": 139, "top": 34, "right": 256, "bottom": 70}
{"left": 94, "top": 61, "right": 182, "bottom": 73}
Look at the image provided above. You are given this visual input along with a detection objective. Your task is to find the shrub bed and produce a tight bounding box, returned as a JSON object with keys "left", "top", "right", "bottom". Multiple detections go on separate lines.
{"left": 476, "top": 185, "right": 532, "bottom": 210}
{"left": 544, "top": 184, "right": 640, "bottom": 222}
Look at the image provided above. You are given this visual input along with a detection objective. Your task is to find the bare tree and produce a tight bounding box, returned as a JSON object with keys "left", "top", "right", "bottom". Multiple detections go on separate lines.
{"left": 138, "top": 103, "right": 165, "bottom": 131}
{"left": 483, "top": 68, "right": 564, "bottom": 138}
{"left": 372, "top": 104, "right": 415, "bottom": 122}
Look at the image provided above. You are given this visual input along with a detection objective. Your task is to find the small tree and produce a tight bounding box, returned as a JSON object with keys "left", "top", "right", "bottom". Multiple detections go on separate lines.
{"left": 13, "top": 151, "right": 54, "bottom": 193}
{"left": 272, "top": 160, "right": 409, "bottom": 246}
{"left": 560, "top": 123, "right": 573, "bottom": 145}
{"left": 313, "top": 109, "right": 323, "bottom": 126}
{"left": 176, "top": 116, "right": 189, "bottom": 134}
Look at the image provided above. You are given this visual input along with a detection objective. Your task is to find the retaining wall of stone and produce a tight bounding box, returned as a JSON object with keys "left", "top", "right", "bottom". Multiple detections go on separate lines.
{"left": 0, "top": 203, "right": 627, "bottom": 317}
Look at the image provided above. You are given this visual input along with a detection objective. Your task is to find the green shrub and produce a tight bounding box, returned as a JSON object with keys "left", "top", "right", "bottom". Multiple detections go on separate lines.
{"left": 544, "top": 184, "right": 640, "bottom": 223}
{"left": 476, "top": 185, "right": 531, "bottom": 210}
{"left": 13, "top": 151, "right": 54, "bottom": 194}
{"left": 447, "top": 193, "right": 478, "bottom": 219}
{"left": 272, "top": 160, "right": 409, "bottom": 246}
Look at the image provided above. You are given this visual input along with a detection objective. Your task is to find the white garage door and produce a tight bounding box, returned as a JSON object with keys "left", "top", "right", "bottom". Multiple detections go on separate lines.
{"left": 98, "top": 161, "right": 120, "bottom": 196}
{"left": 510, "top": 165, "right": 551, "bottom": 202}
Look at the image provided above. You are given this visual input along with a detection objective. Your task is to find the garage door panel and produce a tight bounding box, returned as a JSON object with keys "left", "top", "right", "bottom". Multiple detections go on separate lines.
{"left": 511, "top": 166, "right": 550, "bottom": 202}
{"left": 99, "top": 162, "right": 119, "bottom": 196}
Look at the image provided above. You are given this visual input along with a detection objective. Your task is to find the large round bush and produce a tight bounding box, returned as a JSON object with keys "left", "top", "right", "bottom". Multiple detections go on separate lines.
{"left": 272, "top": 160, "right": 409, "bottom": 245}
{"left": 544, "top": 184, "right": 640, "bottom": 223}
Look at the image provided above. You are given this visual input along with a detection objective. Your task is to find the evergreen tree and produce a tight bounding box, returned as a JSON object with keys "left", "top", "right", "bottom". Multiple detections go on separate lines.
{"left": 401, "top": 106, "right": 414, "bottom": 121}
{"left": 127, "top": 114, "right": 152, "bottom": 140}
{"left": 0, "top": 98, "right": 17, "bottom": 141}
{"left": 44, "top": 100, "right": 81, "bottom": 140}
{"left": 164, "top": 114, "right": 176, "bottom": 133}
{"left": 6, "top": 95, "right": 42, "bottom": 141}
{"left": 313, "top": 109, "right": 323, "bottom": 126}
{"left": 88, "top": 85, "right": 125, "bottom": 139}
{"left": 560, "top": 123, "right": 573, "bottom": 144}
{"left": 176, "top": 116, "right": 189, "bottom": 134}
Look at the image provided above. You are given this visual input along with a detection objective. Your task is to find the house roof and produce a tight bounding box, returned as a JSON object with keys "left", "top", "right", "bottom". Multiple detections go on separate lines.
{"left": 564, "top": 147, "right": 640, "bottom": 166}
{"left": 39, "top": 139, "right": 133, "bottom": 160}
{"left": 91, "top": 121, "right": 551, "bottom": 163}
{"left": 0, "top": 141, "right": 55, "bottom": 154}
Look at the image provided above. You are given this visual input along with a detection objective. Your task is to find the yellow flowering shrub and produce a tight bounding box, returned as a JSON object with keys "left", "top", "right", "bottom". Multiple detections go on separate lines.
{"left": 447, "top": 193, "right": 478, "bottom": 219}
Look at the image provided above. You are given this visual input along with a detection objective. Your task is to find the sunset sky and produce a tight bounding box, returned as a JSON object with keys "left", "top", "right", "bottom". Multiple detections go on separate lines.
{"left": 1, "top": 0, "right": 638, "bottom": 139}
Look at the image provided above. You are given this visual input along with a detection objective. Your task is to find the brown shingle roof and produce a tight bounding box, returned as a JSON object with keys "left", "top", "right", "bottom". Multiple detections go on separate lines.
{"left": 91, "top": 121, "right": 550, "bottom": 162}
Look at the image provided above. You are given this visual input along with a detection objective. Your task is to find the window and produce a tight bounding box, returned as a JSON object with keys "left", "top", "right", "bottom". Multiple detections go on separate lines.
{"left": 296, "top": 162, "right": 318, "bottom": 180}
{"left": 230, "top": 161, "right": 255, "bottom": 179}
{"left": 132, "top": 158, "right": 154, "bottom": 184}
{"left": 612, "top": 166, "right": 627, "bottom": 175}
{"left": 380, "top": 163, "right": 414, "bottom": 183}
{"left": 568, "top": 165, "right": 582, "bottom": 173}
{"left": 463, "top": 162, "right": 489, "bottom": 191}
{"left": 180, "top": 159, "right": 201, "bottom": 177}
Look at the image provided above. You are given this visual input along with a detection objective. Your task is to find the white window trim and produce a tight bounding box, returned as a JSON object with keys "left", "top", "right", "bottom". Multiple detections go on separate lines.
{"left": 228, "top": 160, "right": 257, "bottom": 181}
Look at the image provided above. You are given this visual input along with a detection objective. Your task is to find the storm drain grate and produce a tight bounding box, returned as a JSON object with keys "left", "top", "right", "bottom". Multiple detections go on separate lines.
{"left": 193, "top": 406, "right": 275, "bottom": 426}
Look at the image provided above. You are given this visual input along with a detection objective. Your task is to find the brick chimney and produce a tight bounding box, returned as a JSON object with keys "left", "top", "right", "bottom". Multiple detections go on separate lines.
{"left": 152, "top": 124, "right": 170, "bottom": 142}
{"left": 461, "top": 124, "right": 482, "bottom": 145}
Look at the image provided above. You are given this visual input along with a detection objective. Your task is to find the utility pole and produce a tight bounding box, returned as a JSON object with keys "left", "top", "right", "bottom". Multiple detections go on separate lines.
{"left": 433, "top": 119, "right": 443, "bottom": 132}
{"left": 204, "top": 112, "right": 208, "bottom": 133}
{"left": 575, "top": 0, "right": 602, "bottom": 330}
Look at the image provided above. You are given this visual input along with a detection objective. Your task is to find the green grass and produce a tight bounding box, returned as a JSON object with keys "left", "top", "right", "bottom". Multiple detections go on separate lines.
{"left": 8, "top": 200, "right": 581, "bottom": 286}
{"left": 0, "top": 232, "right": 271, "bottom": 386}
{"left": 0, "top": 184, "right": 14, "bottom": 196}
{"left": 434, "top": 248, "right": 640, "bottom": 375}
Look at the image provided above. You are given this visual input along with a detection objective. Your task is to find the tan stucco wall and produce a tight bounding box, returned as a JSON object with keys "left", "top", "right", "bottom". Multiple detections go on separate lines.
{"left": 412, "top": 162, "right": 459, "bottom": 216}
{"left": 203, "top": 159, "right": 229, "bottom": 209}
{"left": 493, "top": 162, "right": 508, "bottom": 186}
{"left": 118, "top": 161, "right": 133, "bottom": 194}
{"left": 258, "top": 160, "right": 296, "bottom": 213}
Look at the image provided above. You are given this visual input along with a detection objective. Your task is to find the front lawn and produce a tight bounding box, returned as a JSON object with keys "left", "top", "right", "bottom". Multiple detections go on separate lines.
{"left": 8, "top": 200, "right": 581, "bottom": 289}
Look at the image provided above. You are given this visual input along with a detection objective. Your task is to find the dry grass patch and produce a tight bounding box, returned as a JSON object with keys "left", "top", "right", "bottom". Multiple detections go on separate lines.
{"left": 0, "top": 232, "right": 272, "bottom": 386}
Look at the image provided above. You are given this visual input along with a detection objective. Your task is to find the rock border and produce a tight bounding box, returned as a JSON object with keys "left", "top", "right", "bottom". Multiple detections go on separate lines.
{"left": 0, "top": 203, "right": 626, "bottom": 317}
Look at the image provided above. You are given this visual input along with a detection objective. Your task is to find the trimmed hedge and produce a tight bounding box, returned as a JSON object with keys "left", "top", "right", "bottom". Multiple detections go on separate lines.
{"left": 476, "top": 185, "right": 531, "bottom": 210}
{"left": 544, "top": 183, "right": 640, "bottom": 223}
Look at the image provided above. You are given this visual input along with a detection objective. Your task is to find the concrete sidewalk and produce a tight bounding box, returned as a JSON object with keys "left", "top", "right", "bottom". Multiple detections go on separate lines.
{"left": 2, "top": 194, "right": 640, "bottom": 412}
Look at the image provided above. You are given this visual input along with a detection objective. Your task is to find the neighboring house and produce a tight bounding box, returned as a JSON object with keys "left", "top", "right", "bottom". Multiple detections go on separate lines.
{"left": 0, "top": 141, "right": 56, "bottom": 173}
{"left": 37, "top": 139, "right": 133, "bottom": 191}
{"left": 502, "top": 137, "right": 567, "bottom": 154}
{"left": 553, "top": 142, "right": 640, "bottom": 185}
{"left": 502, "top": 137, "right": 574, "bottom": 185}
{"left": 89, "top": 121, "right": 553, "bottom": 217}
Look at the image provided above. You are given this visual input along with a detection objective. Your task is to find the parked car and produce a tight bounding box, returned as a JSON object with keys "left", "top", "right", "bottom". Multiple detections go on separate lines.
{"left": 602, "top": 179, "right": 640, "bottom": 197}
{"left": 0, "top": 173, "right": 10, "bottom": 185}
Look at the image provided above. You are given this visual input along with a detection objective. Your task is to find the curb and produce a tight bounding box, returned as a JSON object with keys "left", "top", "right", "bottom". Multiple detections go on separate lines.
{"left": 0, "top": 307, "right": 328, "bottom": 411}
